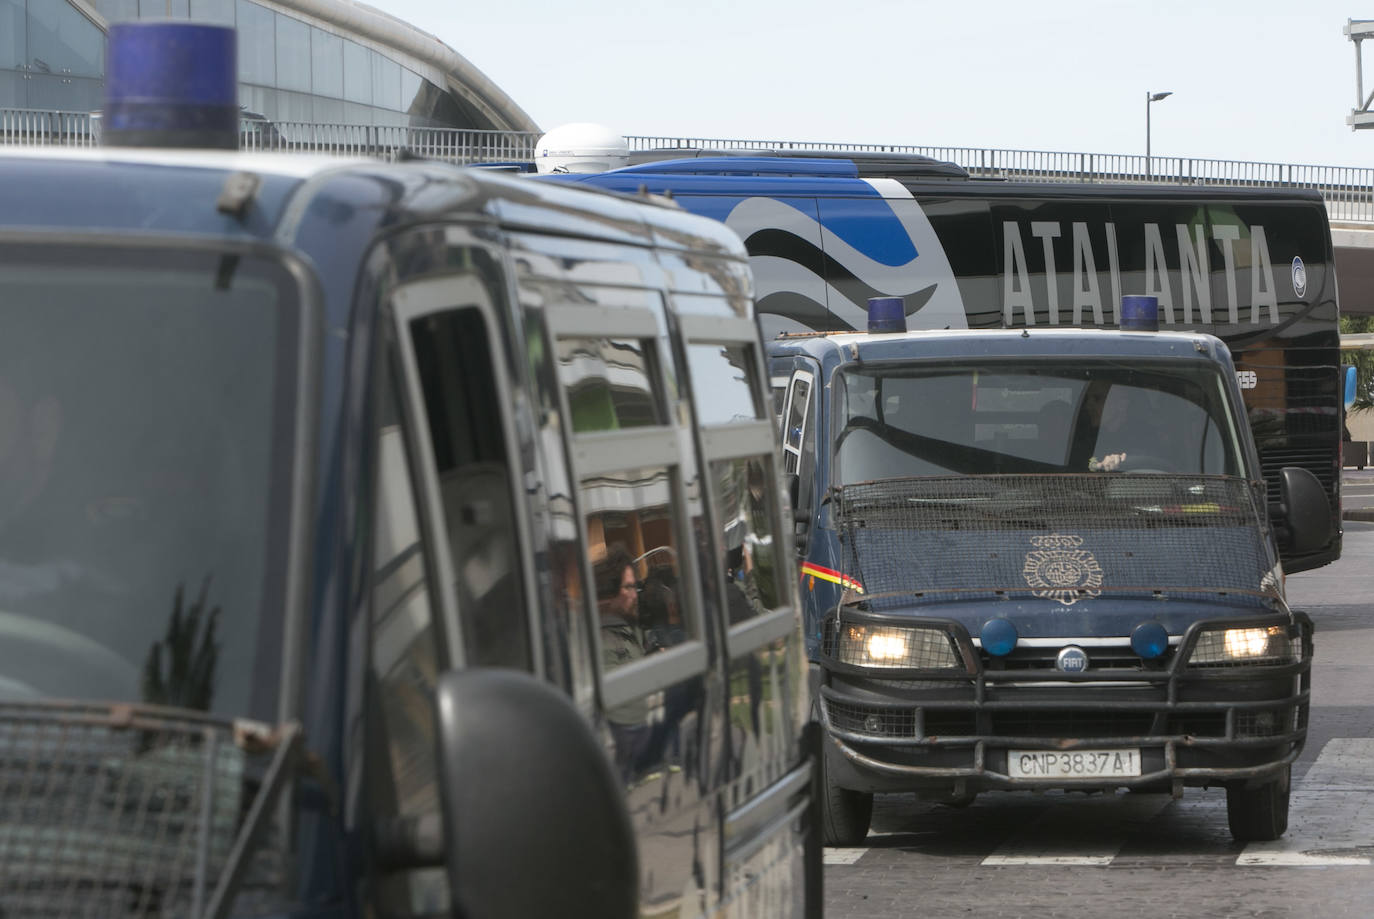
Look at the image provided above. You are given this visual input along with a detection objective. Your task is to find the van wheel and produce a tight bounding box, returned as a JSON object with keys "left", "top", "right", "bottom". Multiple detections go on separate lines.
{"left": 1226, "top": 766, "right": 1290, "bottom": 842}
{"left": 821, "top": 748, "right": 872, "bottom": 846}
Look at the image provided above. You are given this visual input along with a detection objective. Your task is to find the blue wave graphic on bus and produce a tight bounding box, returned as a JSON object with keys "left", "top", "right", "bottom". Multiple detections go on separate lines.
{"left": 681, "top": 193, "right": 918, "bottom": 267}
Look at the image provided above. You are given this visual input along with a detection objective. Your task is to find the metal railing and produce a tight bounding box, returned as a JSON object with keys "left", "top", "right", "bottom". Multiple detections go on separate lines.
{"left": 5, "top": 107, "right": 1373, "bottom": 222}
{"left": 1, "top": 107, "right": 98, "bottom": 147}
{"left": 239, "top": 121, "right": 541, "bottom": 164}
{"left": 624, "top": 135, "right": 1374, "bottom": 224}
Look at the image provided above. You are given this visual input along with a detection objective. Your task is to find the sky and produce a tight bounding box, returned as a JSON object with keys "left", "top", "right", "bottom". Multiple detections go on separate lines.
{"left": 373, "top": 0, "right": 1374, "bottom": 170}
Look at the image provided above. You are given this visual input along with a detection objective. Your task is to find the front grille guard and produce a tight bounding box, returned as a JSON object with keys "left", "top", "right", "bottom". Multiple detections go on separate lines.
{"left": 0, "top": 700, "right": 304, "bottom": 919}
{"left": 817, "top": 612, "right": 1313, "bottom": 785}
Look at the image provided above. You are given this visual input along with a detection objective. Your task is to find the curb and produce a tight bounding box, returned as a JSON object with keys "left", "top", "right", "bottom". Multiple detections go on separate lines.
{"left": 1344, "top": 509, "right": 1374, "bottom": 522}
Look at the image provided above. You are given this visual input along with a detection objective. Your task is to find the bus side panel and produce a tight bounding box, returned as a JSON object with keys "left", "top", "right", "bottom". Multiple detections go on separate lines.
{"left": 974, "top": 194, "right": 1341, "bottom": 571}
{"left": 665, "top": 181, "right": 1342, "bottom": 572}
{"left": 675, "top": 195, "right": 835, "bottom": 336}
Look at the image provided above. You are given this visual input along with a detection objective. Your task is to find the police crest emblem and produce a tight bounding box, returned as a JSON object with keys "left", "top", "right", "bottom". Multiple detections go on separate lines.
{"left": 1022, "top": 533, "right": 1103, "bottom": 606}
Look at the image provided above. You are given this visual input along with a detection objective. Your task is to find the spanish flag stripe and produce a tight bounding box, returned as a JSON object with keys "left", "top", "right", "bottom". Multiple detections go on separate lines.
{"left": 800, "top": 562, "right": 864, "bottom": 593}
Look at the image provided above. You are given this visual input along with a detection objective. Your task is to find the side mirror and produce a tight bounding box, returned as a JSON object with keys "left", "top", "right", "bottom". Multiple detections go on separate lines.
{"left": 1276, "top": 466, "right": 1333, "bottom": 555}
{"left": 787, "top": 474, "right": 812, "bottom": 527}
{"left": 436, "top": 668, "right": 638, "bottom": 919}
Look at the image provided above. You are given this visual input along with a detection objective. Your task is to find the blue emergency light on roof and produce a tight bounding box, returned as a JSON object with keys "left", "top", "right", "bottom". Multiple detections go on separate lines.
{"left": 867, "top": 297, "right": 907, "bottom": 334}
{"left": 1120, "top": 295, "right": 1160, "bottom": 332}
{"left": 104, "top": 22, "right": 238, "bottom": 150}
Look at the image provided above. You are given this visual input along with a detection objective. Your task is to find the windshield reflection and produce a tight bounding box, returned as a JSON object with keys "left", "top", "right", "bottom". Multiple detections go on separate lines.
{"left": 0, "top": 246, "right": 298, "bottom": 720}
{"left": 835, "top": 362, "right": 1243, "bottom": 484}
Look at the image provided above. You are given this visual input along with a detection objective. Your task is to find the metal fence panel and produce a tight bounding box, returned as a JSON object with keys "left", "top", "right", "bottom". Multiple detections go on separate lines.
{"left": 3, "top": 109, "right": 1372, "bottom": 221}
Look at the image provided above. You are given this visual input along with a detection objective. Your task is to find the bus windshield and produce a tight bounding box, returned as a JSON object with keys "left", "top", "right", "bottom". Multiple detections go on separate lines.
{"left": 0, "top": 243, "right": 302, "bottom": 721}
{"left": 834, "top": 360, "right": 1246, "bottom": 485}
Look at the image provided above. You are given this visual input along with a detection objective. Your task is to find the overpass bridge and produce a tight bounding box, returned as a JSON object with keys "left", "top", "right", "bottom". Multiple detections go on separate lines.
{"left": 5, "top": 108, "right": 1374, "bottom": 314}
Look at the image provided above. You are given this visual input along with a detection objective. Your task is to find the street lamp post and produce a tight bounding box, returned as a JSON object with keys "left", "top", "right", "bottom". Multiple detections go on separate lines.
{"left": 1146, "top": 91, "right": 1172, "bottom": 178}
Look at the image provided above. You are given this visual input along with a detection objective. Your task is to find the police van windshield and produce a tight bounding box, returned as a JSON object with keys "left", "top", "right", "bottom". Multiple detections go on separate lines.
{"left": 834, "top": 360, "right": 1244, "bottom": 485}
{"left": 0, "top": 243, "right": 301, "bottom": 721}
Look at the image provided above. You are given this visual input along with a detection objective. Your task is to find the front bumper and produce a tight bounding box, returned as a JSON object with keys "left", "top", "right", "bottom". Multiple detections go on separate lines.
{"left": 818, "top": 614, "right": 1312, "bottom": 795}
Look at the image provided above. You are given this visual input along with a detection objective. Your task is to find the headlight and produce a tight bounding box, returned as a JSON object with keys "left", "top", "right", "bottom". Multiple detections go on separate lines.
{"left": 835, "top": 624, "right": 961, "bottom": 670}
{"left": 1188, "top": 625, "right": 1296, "bottom": 667}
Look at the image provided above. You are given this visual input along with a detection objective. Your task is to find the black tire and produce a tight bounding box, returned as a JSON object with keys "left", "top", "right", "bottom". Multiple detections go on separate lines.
{"left": 1226, "top": 766, "right": 1290, "bottom": 842}
{"left": 820, "top": 747, "right": 873, "bottom": 846}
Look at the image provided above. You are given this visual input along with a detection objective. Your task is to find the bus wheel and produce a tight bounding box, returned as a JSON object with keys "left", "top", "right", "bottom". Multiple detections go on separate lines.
{"left": 821, "top": 748, "right": 872, "bottom": 846}
{"left": 1226, "top": 765, "right": 1290, "bottom": 842}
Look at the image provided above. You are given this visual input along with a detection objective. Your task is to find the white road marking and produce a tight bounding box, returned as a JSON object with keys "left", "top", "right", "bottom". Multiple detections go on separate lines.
{"left": 980, "top": 791, "right": 1172, "bottom": 866}
{"left": 1238, "top": 738, "right": 1374, "bottom": 866}
{"left": 824, "top": 848, "right": 868, "bottom": 865}
{"left": 982, "top": 853, "right": 1115, "bottom": 866}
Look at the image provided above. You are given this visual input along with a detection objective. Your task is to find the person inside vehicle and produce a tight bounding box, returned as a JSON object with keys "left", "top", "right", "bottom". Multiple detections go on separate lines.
{"left": 597, "top": 546, "right": 644, "bottom": 671}
{"left": 596, "top": 546, "right": 651, "bottom": 781}
{"left": 1082, "top": 383, "right": 1181, "bottom": 473}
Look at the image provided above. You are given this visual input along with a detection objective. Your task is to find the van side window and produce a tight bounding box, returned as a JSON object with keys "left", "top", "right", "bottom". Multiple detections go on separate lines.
{"left": 771, "top": 377, "right": 788, "bottom": 423}
{"left": 367, "top": 355, "right": 448, "bottom": 914}
{"left": 558, "top": 337, "right": 663, "bottom": 431}
{"left": 544, "top": 302, "right": 701, "bottom": 678}
{"left": 677, "top": 322, "right": 791, "bottom": 639}
{"left": 714, "top": 456, "right": 781, "bottom": 621}
{"left": 585, "top": 467, "right": 687, "bottom": 668}
{"left": 408, "top": 307, "right": 530, "bottom": 671}
{"left": 686, "top": 343, "right": 763, "bottom": 426}
{"left": 782, "top": 373, "right": 812, "bottom": 475}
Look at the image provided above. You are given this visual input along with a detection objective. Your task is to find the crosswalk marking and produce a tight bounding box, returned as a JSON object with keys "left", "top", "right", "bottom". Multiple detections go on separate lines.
{"left": 1237, "top": 738, "right": 1374, "bottom": 866}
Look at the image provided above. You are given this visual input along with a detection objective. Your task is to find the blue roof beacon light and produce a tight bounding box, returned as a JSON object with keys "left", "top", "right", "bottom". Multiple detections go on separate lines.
{"left": 1119, "top": 295, "right": 1160, "bottom": 332}
{"left": 867, "top": 297, "right": 907, "bottom": 334}
{"left": 104, "top": 22, "right": 238, "bottom": 150}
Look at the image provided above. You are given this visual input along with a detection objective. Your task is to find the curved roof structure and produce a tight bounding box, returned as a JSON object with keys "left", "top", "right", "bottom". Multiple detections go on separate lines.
{"left": 264, "top": 0, "right": 539, "bottom": 133}
{"left": 5, "top": 0, "right": 539, "bottom": 134}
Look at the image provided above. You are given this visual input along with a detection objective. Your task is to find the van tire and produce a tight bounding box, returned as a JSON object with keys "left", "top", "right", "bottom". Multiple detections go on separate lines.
{"left": 820, "top": 749, "right": 872, "bottom": 847}
{"left": 1226, "top": 766, "right": 1290, "bottom": 842}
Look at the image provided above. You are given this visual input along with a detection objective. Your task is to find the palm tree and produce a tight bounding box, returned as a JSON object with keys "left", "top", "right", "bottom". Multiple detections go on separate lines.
{"left": 141, "top": 577, "right": 221, "bottom": 712}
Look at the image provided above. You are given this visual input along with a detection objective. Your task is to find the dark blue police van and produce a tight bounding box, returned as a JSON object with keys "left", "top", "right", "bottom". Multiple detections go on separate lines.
{"left": 768, "top": 298, "right": 1329, "bottom": 846}
{"left": 0, "top": 23, "right": 821, "bottom": 919}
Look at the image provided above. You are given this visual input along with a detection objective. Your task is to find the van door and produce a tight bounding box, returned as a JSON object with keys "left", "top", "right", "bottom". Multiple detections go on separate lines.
{"left": 509, "top": 232, "right": 718, "bottom": 915}
{"left": 385, "top": 238, "right": 537, "bottom": 674}
{"left": 777, "top": 364, "right": 819, "bottom": 538}
{"left": 681, "top": 316, "right": 816, "bottom": 916}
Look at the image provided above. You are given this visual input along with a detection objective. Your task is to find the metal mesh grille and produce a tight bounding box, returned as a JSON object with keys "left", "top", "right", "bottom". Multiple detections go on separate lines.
{"left": 824, "top": 700, "right": 918, "bottom": 738}
{"left": 834, "top": 474, "right": 1273, "bottom": 603}
{"left": 0, "top": 702, "right": 286, "bottom": 918}
{"left": 832, "top": 623, "right": 961, "bottom": 669}
{"left": 1188, "top": 628, "right": 1297, "bottom": 668}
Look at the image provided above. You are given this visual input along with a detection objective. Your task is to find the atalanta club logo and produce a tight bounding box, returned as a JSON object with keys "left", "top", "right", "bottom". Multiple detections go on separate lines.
{"left": 1022, "top": 533, "right": 1103, "bottom": 607}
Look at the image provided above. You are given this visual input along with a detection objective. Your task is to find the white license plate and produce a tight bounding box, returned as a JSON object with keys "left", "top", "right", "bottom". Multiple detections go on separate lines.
{"left": 1008, "top": 749, "right": 1142, "bottom": 779}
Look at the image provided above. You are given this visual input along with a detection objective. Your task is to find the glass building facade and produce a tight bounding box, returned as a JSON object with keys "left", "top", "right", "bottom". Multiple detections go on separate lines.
{"left": 2, "top": 0, "right": 511, "bottom": 130}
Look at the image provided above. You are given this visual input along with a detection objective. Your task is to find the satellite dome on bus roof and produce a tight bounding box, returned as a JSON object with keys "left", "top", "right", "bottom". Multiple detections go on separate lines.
{"left": 534, "top": 123, "right": 629, "bottom": 174}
